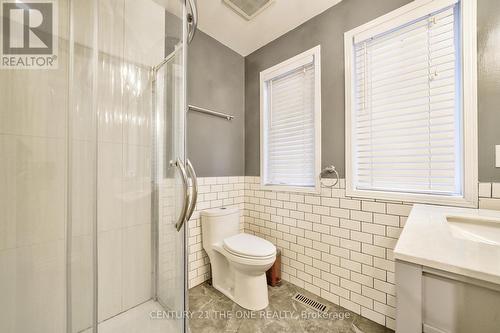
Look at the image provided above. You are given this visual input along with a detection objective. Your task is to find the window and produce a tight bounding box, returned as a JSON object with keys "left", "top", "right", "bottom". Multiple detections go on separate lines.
{"left": 345, "top": 0, "right": 477, "bottom": 206}
{"left": 260, "top": 46, "right": 321, "bottom": 193}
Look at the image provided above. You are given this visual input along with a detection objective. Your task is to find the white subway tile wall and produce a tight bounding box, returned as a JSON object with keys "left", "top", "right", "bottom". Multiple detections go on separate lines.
{"left": 480, "top": 182, "right": 500, "bottom": 210}
{"left": 243, "top": 177, "right": 403, "bottom": 329}
{"left": 186, "top": 178, "right": 500, "bottom": 329}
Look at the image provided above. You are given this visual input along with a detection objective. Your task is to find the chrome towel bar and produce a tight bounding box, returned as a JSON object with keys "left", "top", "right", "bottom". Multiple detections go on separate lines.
{"left": 188, "top": 104, "right": 234, "bottom": 121}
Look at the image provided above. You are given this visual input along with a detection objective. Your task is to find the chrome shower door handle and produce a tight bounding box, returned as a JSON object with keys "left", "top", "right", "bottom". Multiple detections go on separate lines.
{"left": 187, "top": 0, "right": 198, "bottom": 43}
{"left": 171, "top": 159, "right": 190, "bottom": 231}
{"left": 185, "top": 159, "right": 198, "bottom": 222}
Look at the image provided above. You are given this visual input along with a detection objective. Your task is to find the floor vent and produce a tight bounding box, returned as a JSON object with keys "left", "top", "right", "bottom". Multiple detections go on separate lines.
{"left": 293, "top": 292, "right": 328, "bottom": 313}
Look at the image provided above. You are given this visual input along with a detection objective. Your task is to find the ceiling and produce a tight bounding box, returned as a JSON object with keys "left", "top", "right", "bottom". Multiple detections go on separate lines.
{"left": 197, "top": 0, "right": 343, "bottom": 56}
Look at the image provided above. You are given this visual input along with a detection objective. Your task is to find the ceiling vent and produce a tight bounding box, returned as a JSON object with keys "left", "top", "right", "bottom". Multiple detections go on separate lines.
{"left": 223, "top": 0, "right": 274, "bottom": 20}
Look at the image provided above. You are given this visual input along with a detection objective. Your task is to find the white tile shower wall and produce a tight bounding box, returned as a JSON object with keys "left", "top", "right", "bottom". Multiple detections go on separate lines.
{"left": 95, "top": 55, "right": 153, "bottom": 322}
{"left": 186, "top": 177, "right": 500, "bottom": 329}
{"left": 187, "top": 177, "right": 246, "bottom": 288}
{"left": 93, "top": 0, "right": 164, "bottom": 323}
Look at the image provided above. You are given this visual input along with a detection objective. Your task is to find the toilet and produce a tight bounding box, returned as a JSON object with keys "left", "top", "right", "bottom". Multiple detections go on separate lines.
{"left": 201, "top": 207, "right": 276, "bottom": 311}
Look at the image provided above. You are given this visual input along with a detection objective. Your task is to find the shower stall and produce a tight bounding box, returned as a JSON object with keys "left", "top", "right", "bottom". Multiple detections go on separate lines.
{"left": 0, "top": 0, "right": 198, "bottom": 332}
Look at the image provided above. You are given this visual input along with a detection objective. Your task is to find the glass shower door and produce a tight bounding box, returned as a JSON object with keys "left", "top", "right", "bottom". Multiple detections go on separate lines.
{"left": 154, "top": 49, "right": 187, "bottom": 332}
{"left": 153, "top": 1, "right": 199, "bottom": 331}
{"left": 0, "top": 0, "right": 194, "bottom": 332}
{"left": 153, "top": 12, "right": 189, "bottom": 333}
{"left": 0, "top": 0, "right": 72, "bottom": 332}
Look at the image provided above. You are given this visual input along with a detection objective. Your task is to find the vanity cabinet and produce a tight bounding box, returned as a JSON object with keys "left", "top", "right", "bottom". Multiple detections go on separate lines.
{"left": 396, "top": 260, "right": 500, "bottom": 333}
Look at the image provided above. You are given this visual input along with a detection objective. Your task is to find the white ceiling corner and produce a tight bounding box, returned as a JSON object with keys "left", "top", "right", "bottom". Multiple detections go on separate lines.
{"left": 196, "top": 0, "right": 343, "bottom": 56}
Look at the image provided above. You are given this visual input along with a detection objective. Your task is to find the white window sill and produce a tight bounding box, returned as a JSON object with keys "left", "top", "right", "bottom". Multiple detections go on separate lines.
{"left": 345, "top": 187, "right": 478, "bottom": 208}
{"left": 260, "top": 183, "right": 320, "bottom": 194}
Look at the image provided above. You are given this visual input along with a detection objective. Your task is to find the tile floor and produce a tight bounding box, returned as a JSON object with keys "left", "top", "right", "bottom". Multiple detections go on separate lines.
{"left": 188, "top": 281, "right": 394, "bottom": 333}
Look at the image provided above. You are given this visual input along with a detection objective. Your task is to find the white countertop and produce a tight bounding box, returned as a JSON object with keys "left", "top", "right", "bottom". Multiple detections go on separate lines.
{"left": 394, "top": 204, "right": 500, "bottom": 285}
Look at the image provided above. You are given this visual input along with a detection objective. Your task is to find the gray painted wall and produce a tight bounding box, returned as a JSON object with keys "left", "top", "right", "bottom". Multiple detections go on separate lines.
{"left": 478, "top": 0, "right": 500, "bottom": 182}
{"left": 187, "top": 31, "right": 245, "bottom": 177}
{"left": 245, "top": 0, "right": 500, "bottom": 182}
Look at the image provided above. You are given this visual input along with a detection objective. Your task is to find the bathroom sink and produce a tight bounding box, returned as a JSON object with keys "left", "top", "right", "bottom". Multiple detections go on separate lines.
{"left": 446, "top": 215, "right": 500, "bottom": 246}
{"left": 395, "top": 204, "right": 500, "bottom": 287}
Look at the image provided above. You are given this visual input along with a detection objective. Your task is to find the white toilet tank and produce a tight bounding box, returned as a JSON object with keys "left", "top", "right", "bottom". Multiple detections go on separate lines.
{"left": 201, "top": 207, "right": 240, "bottom": 247}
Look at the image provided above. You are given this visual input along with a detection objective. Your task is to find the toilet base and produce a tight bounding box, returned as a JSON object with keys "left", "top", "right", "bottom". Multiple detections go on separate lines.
{"left": 205, "top": 242, "right": 275, "bottom": 312}
{"left": 233, "top": 270, "right": 269, "bottom": 311}
{"left": 213, "top": 271, "right": 270, "bottom": 311}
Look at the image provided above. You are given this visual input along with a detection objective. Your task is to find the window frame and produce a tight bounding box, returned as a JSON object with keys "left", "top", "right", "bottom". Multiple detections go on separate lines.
{"left": 344, "top": 0, "right": 478, "bottom": 207}
{"left": 260, "top": 45, "right": 322, "bottom": 194}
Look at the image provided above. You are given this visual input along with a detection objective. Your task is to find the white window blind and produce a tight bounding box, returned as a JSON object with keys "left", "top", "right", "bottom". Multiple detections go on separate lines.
{"left": 352, "top": 4, "right": 462, "bottom": 196}
{"left": 262, "top": 49, "right": 320, "bottom": 189}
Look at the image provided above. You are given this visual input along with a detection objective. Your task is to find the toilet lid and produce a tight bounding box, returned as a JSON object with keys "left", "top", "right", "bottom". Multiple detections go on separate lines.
{"left": 223, "top": 233, "right": 276, "bottom": 258}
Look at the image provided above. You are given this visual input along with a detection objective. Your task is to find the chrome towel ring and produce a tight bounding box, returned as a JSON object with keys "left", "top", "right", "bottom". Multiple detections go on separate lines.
{"left": 320, "top": 165, "right": 339, "bottom": 188}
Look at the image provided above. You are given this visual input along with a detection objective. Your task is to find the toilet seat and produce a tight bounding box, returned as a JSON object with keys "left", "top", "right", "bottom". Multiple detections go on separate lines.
{"left": 223, "top": 247, "right": 276, "bottom": 262}
{"left": 223, "top": 233, "right": 276, "bottom": 259}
